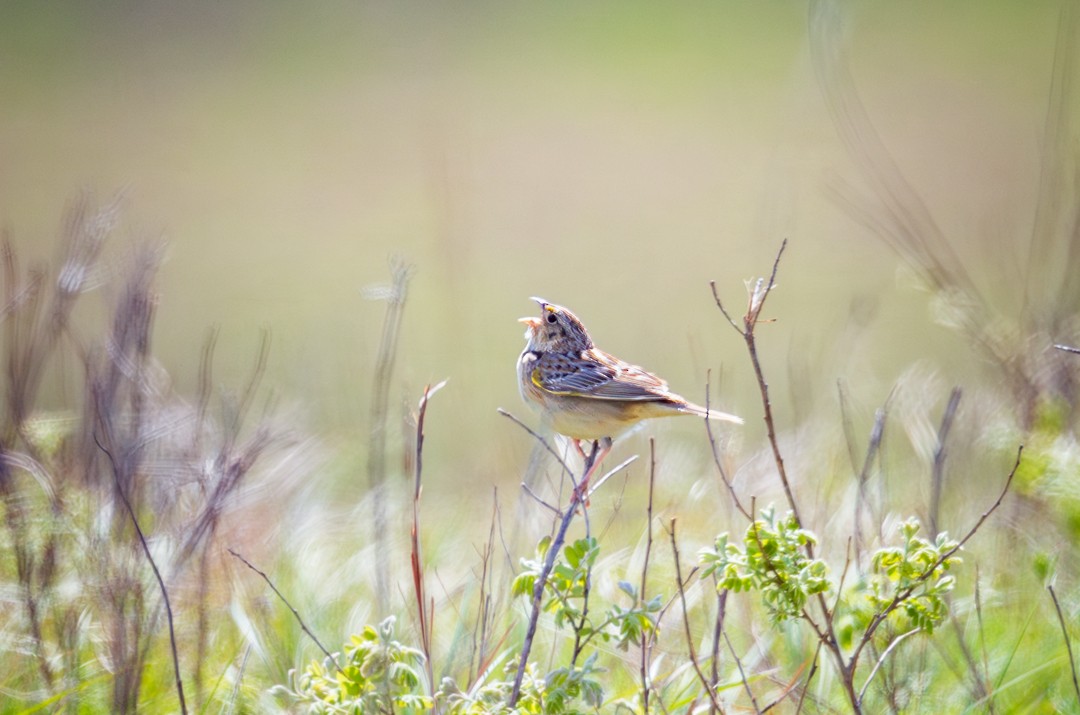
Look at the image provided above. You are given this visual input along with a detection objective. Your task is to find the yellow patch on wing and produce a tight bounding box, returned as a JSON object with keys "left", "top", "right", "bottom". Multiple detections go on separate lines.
{"left": 532, "top": 367, "right": 582, "bottom": 397}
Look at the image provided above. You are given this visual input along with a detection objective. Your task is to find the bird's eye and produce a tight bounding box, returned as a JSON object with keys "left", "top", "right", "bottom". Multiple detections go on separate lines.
{"left": 546, "top": 314, "right": 557, "bottom": 324}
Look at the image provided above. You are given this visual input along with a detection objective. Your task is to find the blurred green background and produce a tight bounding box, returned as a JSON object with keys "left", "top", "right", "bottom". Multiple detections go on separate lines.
{"left": 0, "top": 0, "right": 1065, "bottom": 497}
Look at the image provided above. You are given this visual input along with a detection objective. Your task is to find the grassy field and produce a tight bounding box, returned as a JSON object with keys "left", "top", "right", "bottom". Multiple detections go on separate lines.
{"left": 1, "top": 1, "right": 1079, "bottom": 713}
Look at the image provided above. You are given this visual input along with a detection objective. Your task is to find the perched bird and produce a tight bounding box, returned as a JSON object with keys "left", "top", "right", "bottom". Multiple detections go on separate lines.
{"left": 517, "top": 297, "right": 742, "bottom": 496}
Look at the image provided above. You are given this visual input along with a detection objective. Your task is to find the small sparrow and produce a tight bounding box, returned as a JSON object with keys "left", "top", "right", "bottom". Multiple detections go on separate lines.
{"left": 518, "top": 297, "right": 742, "bottom": 495}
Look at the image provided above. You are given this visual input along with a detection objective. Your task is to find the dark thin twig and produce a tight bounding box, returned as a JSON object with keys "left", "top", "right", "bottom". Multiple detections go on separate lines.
{"left": 469, "top": 489, "right": 500, "bottom": 687}
{"left": 497, "top": 408, "right": 576, "bottom": 484}
{"left": 948, "top": 610, "right": 989, "bottom": 706}
{"left": 742, "top": 242, "right": 802, "bottom": 526}
{"left": 710, "top": 590, "right": 728, "bottom": 714}
{"left": 849, "top": 446, "right": 1022, "bottom": 673}
{"left": 704, "top": 374, "right": 752, "bottom": 521}
{"left": 930, "top": 388, "right": 962, "bottom": 538}
{"left": 587, "top": 455, "right": 638, "bottom": 499}
{"left": 709, "top": 280, "right": 742, "bottom": 335}
{"left": 1049, "top": 584, "right": 1080, "bottom": 705}
{"left": 794, "top": 642, "right": 823, "bottom": 714}
{"left": 723, "top": 629, "right": 761, "bottom": 713}
{"left": 947, "top": 447, "right": 1021, "bottom": 552}
{"left": 568, "top": 447, "right": 598, "bottom": 669}
{"left": 858, "top": 628, "right": 920, "bottom": 703}
{"left": 760, "top": 668, "right": 801, "bottom": 713}
{"left": 508, "top": 440, "right": 603, "bottom": 706}
{"left": 94, "top": 433, "right": 187, "bottom": 714}
{"left": 411, "top": 380, "right": 445, "bottom": 695}
{"left": 509, "top": 487, "right": 584, "bottom": 705}
{"left": 520, "top": 483, "right": 560, "bottom": 516}
{"left": 641, "top": 439, "right": 657, "bottom": 715}
{"left": 713, "top": 241, "right": 801, "bottom": 529}
{"left": 667, "top": 519, "right": 725, "bottom": 714}
{"left": 227, "top": 548, "right": 344, "bottom": 677}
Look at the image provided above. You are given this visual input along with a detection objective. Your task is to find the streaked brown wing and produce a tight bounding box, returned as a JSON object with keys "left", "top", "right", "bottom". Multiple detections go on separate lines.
{"left": 533, "top": 351, "right": 617, "bottom": 394}
{"left": 534, "top": 349, "right": 670, "bottom": 402}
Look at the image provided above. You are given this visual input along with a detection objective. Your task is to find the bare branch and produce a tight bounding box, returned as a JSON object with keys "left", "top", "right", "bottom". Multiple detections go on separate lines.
{"left": 1049, "top": 584, "right": 1080, "bottom": 705}
{"left": 858, "top": 628, "right": 920, "bottom": 705}
{"left": 641, "top": 439, "right": 657, "bottom": 715}
{"left": 709, "top": 280, "right": 742, "bottom": 335}
{"left": 723, "top": 629, "right": 761, "bottom": 714}
{"left": 704, "top": 374, "right": 752, "bottom": 521}
{"left": 228, "top": 548, "right": 344, "bottom": 677}
{"left": 497, "top": 408, "right": 576, "bottom": 484}
{"left": 508, "top": 444, "right": 604, "bottom": 706}
{"left": 94, "top": 432, "right": 187, "bottom": 714}
{"left": 851, "top": 446, "right": 1022, "bottom": 668}
{"left": 587, "top": 455, "right": 638, "bottom": 499}
{"left": 520, "top": 482, "right": 560, "bottom": 516}
{"left": 411, "top": 380, "right": 446, "bottom": 695}
{"left": 667, "top": 518, "right": 726, "bottom": 714}
{"left": 731, "top": 241, "right": 803, "bottom": 528}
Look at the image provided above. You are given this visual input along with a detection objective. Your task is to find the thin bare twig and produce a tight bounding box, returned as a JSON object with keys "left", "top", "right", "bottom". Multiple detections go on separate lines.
{"left": 227, "top": 548, "right": 344, "bottom": 677}
{"left": 587, "top": 455, "right": 639, "bottom": 499}
{"left": 1054, "top": 343, "right": 1080, "bottom": 355}
{"left": 710, "top": 590, "right": 728, "bottom": 715}
{"left": 794, "top": 642, "right": 823, "bottom": 714}
{"left": 469, "top": 489, "right": 500, "bottom": 686}
{"left": 704, "top": 374, "right": 752, "bottom": 521}
{"left": 723, "top": 629, "right": 761, "bottom": 713}
{"left": 667, "top": 518, "right": 725, "bottom": 714}
{"left": 520, "top": 482, "right": 560, "bottom": 516}
{"left": 94, "top": 433, "right": 187, "bottom": 714}
{"left": 709, "top": 281, "right": 742, "bottom": 335}
{"left": 641, "top": 439, "right": 657, "bottom": 715}
{"left": 509, "top": 486, "right": 585, "bottom": 706}
{"left": 742, "top": 242, "right": 802, "bottom": 527}
{"left": 411, "top": 380, "right": 446, "bottom": 695}
{"left": 948, "top": 611, "right": 990, "bottom": 706}
{"left": 507, "top": 434, "right": 609, "bottom": 706}
{"left": 949, "top": 447, "right": 1022, "bottom": 553}
{"left": 714, "top": 241, "right": 800, "bottom": 527}
{"left": 858, "top": 628, "right": 920, "bottom": 704}
{"left": 1049, "top": 584, "right": 1080, "bottom": 705}
{"left": 497, "top": 408, "right": 576, "bottom": 484}
{"left": 850, "top": 446, "right": 1022, "bottom": 670}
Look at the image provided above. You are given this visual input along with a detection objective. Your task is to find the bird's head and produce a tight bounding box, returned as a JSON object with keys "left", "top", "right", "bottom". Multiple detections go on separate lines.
{"left": 519, "top": 297, "right": 593, "bottom": 352}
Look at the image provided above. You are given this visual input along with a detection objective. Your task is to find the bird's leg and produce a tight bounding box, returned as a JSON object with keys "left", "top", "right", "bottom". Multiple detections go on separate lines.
{"left": 574, "top": 437, "right": 612, "bottom": 502}
{"left": 572, "top": 438, "right": 588, "bottom": 460}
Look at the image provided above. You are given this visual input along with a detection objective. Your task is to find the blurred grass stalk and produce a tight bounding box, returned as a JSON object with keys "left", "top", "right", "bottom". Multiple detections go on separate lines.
{"left": 0, "top": 195, "right": 289, "bottom": 713}
{"left": 811, "top": 0, "right": 1080, "bottom": 424}
{"left": 362, "top": 258, "right": 413, "bottom": 616}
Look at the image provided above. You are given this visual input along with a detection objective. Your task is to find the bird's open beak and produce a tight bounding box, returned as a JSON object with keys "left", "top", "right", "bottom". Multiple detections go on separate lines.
{"left": 518, "top": 317, "right": 541, "bottom": 328}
